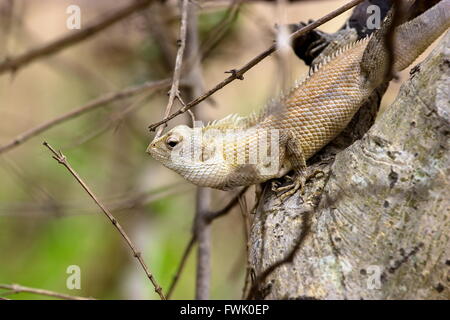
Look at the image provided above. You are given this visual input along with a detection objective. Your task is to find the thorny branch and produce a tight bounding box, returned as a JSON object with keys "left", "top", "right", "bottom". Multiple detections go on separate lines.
{"left": 148, "top": 0, "right": 364, "bottom": 131}
{"left": 0, "top": 0, "right": 155, "bottom": 75}
{"left": 205, "top": 186, "right": 249, "bottom": 222}
{"left": 42, "top": 142, "right": 166, "bottom": 300}
{"left": 0, "top": 283, "right": 94, "bottom": 300}
{"left": 154, "top": 0, "right": 190, "bottom": 139}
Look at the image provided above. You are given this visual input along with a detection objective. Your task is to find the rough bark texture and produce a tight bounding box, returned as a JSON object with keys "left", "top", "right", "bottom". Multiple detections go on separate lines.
{"left": 249, "top": 32, "right": 450, "bottom": 300}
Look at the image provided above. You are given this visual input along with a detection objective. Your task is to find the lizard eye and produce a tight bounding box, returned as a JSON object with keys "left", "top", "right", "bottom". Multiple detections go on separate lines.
{"left": 165, "top": 136, "right": 181, "bottom": 150}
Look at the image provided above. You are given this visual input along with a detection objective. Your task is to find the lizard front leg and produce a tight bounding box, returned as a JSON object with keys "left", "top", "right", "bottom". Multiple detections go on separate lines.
{"left": 271, "top": 132, "right": 307, "bottom": 200}
{"left": 272, "top": 132, "right": 327, "bottom": 200}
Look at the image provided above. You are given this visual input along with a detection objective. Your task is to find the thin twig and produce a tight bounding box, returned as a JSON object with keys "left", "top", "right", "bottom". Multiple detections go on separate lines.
{"left": 42, "top": 142, "right": 165, "bottom": 300}
{"left": 0, "top": 0, "right": 155, "bottom": 75}
{"left": 166, "top": 234, "right": 196, "bottom": 299}
{"left": 62, "top": 92, "right": 155, "bottom": 150}
{"left": 205, "top": 186, "right": 249, "bottom": 222}
{"left": 148, "top": 0, "right": 364, "bottom": 131}
{"left": 0, "top": 79, "right": 170, "bottom": 154}
{"left": 0, "top": 283, "right": 94, "bottom": 300}
{"left": 154, "top": 0, "right": 190, "bottom": 139}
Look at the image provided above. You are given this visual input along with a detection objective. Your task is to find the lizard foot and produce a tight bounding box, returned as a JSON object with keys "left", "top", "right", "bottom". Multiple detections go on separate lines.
{"left": 274, "top": 175, "right": 304, "bottom": 201}
{"left": 271, "top": 169, "right": 325, "bottom": 201}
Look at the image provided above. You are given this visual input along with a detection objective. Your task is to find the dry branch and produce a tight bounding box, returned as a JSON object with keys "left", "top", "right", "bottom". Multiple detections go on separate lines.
{"left": 43, "top": 142, "right": 165, "bottom": 300}
{"left": 205, "top": 186, "right": 249, "bottom": 222}
{"left": 154, "top": 0, "right": 190, "bottom": 139}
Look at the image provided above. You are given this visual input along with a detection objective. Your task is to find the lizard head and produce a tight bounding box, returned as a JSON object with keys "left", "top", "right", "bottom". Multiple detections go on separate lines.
{"left": 146, "top": 125, "right": 192, "bottom": 163}
{"left": 147, "top": 124, "right": 234, "bottom": 189}
{"left": 147, "top": 123, "right": 288, "bottom": 189}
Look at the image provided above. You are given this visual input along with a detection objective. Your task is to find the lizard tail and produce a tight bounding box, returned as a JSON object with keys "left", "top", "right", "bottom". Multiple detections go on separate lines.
{"left": 361, "top": 0, "right": 449, "bottom": 89}
{"left": 393, "top": 0, "right": 450, "bottom": 71}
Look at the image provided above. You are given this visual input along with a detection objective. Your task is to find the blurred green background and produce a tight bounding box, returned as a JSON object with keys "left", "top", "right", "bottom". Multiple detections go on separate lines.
{"left": 0, "top": 0, "right": 416, "bottom": 299}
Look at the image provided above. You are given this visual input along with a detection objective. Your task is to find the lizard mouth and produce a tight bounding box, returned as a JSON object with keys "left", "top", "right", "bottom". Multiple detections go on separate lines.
{"left": 146, "top": 141, "right": 172, "bottom": 163}
{"left": 146, "top": 142, "right": 166, "bottom": 161}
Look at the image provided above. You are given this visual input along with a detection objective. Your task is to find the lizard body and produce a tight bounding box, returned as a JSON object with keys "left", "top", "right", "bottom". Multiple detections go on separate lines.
{"left": 148, "top": 1, "right": 450, "bottom": 193}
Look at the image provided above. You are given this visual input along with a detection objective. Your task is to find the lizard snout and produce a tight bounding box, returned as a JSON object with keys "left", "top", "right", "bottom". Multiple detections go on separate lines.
{"left": 146, "top": 142, "right": 157, "bottom": 154}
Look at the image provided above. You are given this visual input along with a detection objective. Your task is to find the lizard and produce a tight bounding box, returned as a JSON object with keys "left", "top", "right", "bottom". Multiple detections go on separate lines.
{"left": 147, "top": 0, "right": 450, "bottom": 200}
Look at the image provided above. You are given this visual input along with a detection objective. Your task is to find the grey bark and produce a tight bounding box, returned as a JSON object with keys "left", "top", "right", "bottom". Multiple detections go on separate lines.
{"left": 249, "top": 32, "right": 450, "bottom": 300}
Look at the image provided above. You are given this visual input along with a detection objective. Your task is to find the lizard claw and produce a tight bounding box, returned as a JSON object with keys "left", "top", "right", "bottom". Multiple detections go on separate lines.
{"left": 271, "top": 180, "right": 281, "bottom": 191}
{"left": 277, "top": 176, "right": 304, "bottom": 201}
{"left": 271, "top": 174, "right": 295, "bottom": 193}
{"left": 271, "top": 174, "right": 305, "bottom": 201}
{"left": 273, "top": 168, "right": 325, "bottom": 201}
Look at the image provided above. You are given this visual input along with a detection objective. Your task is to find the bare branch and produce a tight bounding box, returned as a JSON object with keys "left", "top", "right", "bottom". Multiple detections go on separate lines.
{"left": 205, "top": 186, "right": 249, "bottom": 222}
{"left": 154, "top": 0, "right": 190, "bottom": 139}
{"left": 61, "top": 92, "right": 155, "bottom": 150}
{"left": 0, "top": 283, "right": 94, "bottom": 300}
{"left": 42, "top": 142, "right": 165, "bottom": 300}
{"left": 0, "top": 0, "right": 155, "bottom": 75}
{"left": 148, "top": 0, "right": 364, "bottom": 131}
{"left": 0, "top": 79, "right": 170, "bottom": 154}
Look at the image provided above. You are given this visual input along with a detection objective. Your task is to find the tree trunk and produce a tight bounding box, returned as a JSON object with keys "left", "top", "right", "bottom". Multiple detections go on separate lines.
{"left": 249, "top": 32, "right": 450, "bottom": 300}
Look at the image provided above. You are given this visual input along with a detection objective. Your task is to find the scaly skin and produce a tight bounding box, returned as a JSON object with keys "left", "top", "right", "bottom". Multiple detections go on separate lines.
{"left": 147, "top": 1, "right": 450, "bottom": 193}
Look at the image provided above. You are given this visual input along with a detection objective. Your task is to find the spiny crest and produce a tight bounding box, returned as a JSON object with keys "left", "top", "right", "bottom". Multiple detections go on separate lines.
{"left": 258, "top": 35, "right": 371, "bottom": 121}
{"left": 308, "top": 35, "right": 371, "bottom": 76}
{"left": 203, "top": 112, "right": 259, "bottom": 131}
